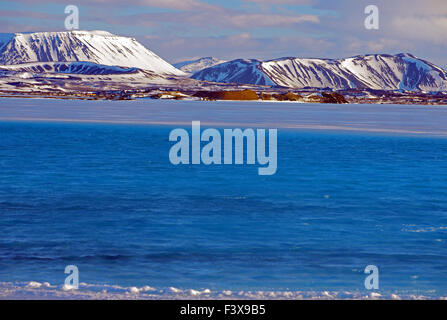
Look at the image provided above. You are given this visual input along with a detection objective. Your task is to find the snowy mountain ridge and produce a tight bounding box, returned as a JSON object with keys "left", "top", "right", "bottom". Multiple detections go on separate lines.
{"left": 193, "top": 53, "right": 447, "bottom": 92}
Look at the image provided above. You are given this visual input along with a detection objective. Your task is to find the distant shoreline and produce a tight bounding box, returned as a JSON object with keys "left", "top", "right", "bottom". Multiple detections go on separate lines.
{"left": 1, "top": 87, "right": 447, "bottom": 106}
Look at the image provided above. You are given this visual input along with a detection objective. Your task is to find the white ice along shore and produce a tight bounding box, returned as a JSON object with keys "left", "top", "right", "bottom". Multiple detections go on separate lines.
{"left": 0, "top": 281, "right": 444, "bottom": 300}
{"left": 169, "top": 121, "right": 277, "bottom": 176}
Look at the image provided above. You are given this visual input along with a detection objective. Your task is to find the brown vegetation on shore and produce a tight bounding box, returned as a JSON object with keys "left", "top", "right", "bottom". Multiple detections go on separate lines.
{"left": 193, "top": 90, "right": 307, "bottom": 102}
{"left": 261, "top": 92, "right": 302, "bottom": 101}
{"left": 193, "top": 89, "right": 259, "bottom": 101}
{"left": 321, "top": 92, "right": 348, "bottom": 104}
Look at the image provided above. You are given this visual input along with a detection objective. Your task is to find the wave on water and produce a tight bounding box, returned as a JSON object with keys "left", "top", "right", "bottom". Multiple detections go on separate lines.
{"left": 0, "top": 281, "right": 445, "bottom": 300}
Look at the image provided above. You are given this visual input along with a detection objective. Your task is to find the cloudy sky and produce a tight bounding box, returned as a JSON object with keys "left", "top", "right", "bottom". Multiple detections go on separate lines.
{"left": 1, "top": 0, "right": 446, "bottom": 68}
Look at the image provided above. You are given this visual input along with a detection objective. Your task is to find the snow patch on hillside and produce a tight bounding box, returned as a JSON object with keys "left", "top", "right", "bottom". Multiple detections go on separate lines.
{"left": 174, "top": 57, "right": 227, "bottom": 74}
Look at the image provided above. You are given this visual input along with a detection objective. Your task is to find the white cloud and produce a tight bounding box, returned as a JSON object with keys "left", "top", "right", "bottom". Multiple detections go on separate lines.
{"left": 391, "top": 16, "right": 447, "bottom": 44}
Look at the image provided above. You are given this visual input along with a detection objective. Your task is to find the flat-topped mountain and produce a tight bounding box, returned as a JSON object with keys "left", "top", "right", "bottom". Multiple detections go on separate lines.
{"left": 0, "top": 30, "right": 185, "bottom": 76}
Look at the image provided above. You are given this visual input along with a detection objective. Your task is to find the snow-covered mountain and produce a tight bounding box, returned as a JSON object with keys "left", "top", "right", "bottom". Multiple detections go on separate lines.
{"left": 0, "top": 30, "right": 185, "bottom": 76}
{"left": 173, "top": 57, "right": 227, "bottom": 74}
{"left": 192, "top": 59, "right": 275, "bottom": 86}
{"left": 193, "top": 54, "right": 447, "bottom": 91}
{"left": 2, "top": 31, "right": 446, "bottom": 93}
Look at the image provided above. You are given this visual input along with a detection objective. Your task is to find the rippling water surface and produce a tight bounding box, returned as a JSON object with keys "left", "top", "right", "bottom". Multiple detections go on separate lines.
{"left": 0, "top": 99, "right": 447, "bottom": 298}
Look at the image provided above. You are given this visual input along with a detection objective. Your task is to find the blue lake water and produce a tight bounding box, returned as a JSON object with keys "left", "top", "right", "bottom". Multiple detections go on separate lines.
{"left": 0, "top": 99, "right": 447, "bottom": 298}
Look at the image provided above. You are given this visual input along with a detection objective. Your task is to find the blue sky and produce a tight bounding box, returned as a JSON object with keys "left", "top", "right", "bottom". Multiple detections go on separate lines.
{"left": 0, "top": 0, "right": 446, "bottom": 68}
